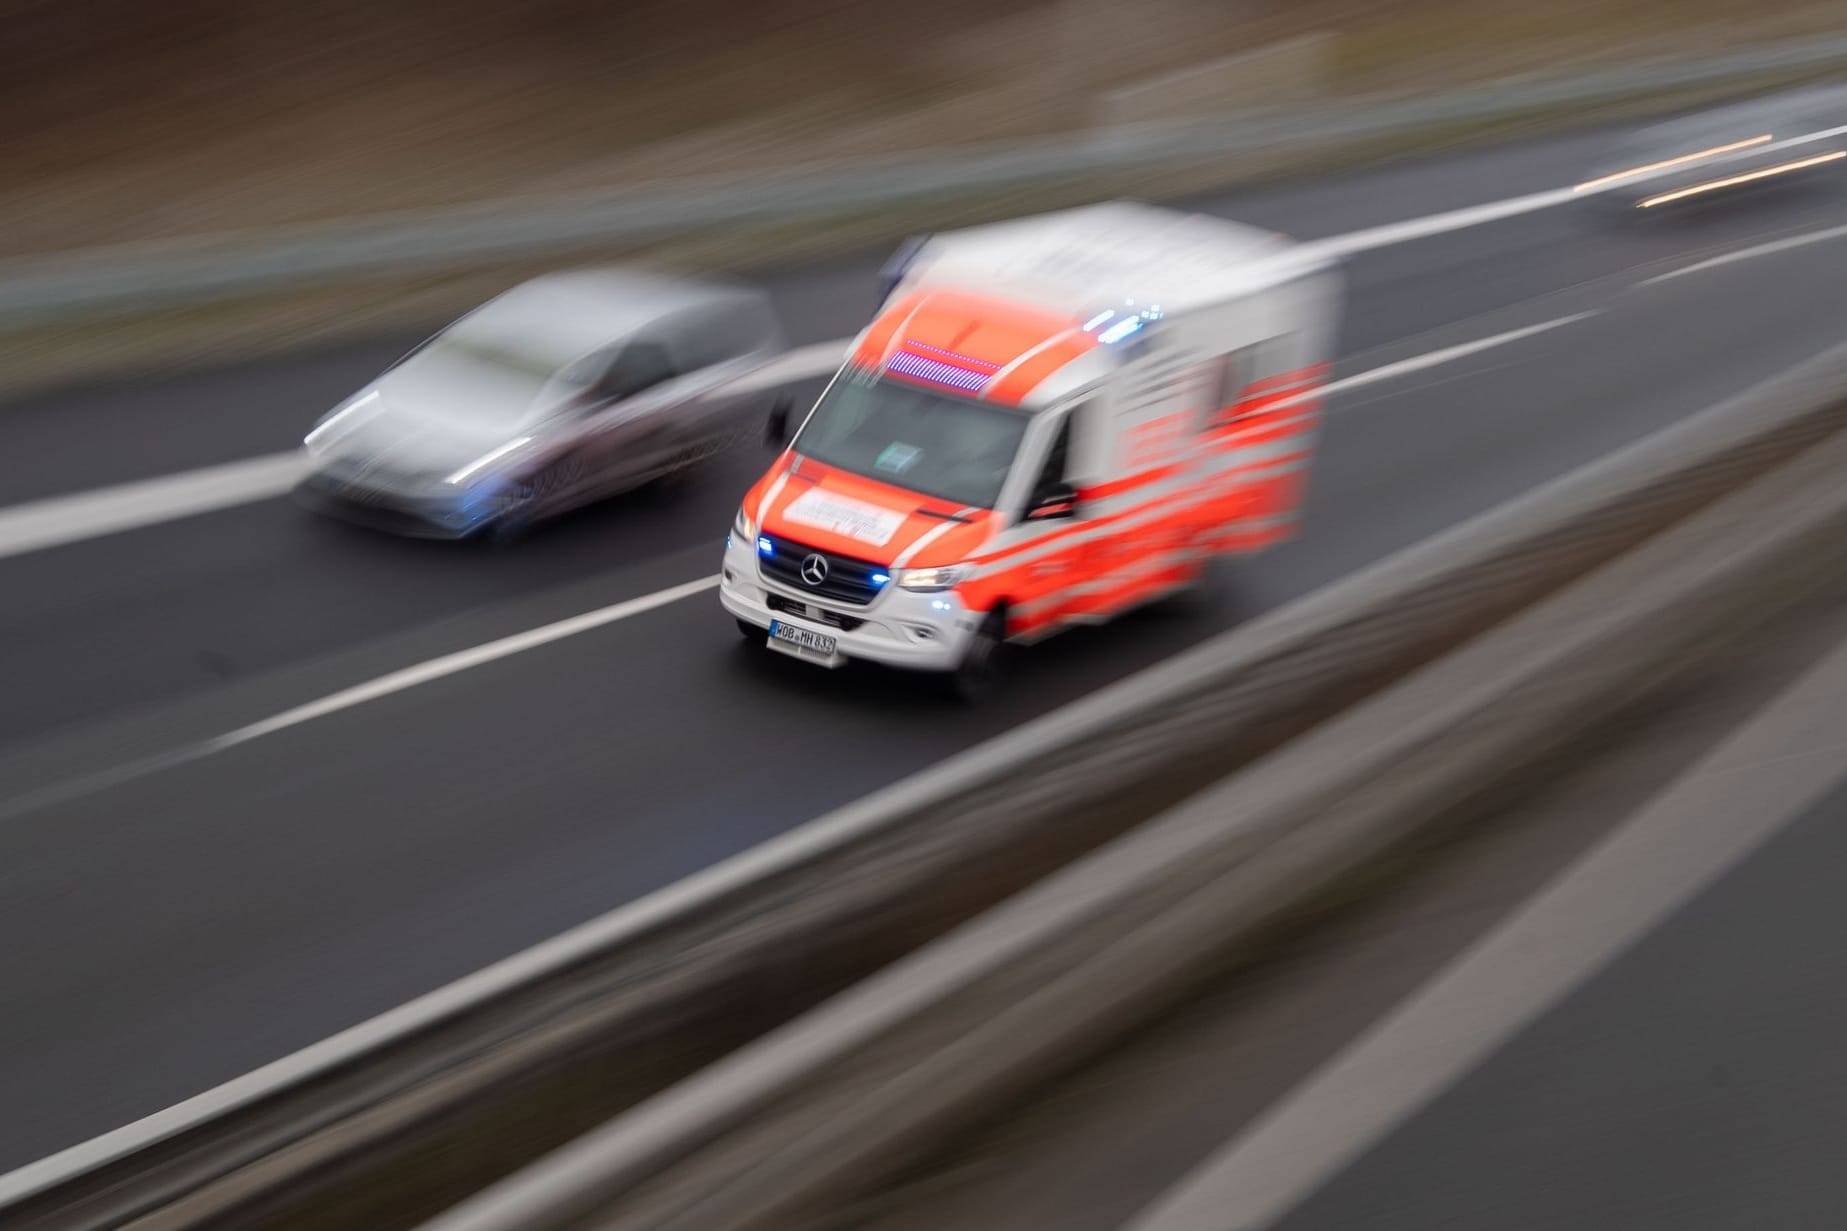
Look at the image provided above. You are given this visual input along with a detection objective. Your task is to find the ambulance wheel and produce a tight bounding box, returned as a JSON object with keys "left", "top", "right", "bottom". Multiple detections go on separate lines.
{"left": 946, "top": 608, "right": 1008, "bottom": 703}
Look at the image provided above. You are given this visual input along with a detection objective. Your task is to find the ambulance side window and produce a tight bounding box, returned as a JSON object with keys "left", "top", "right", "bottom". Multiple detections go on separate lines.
{"left": 1032, "top": 415, "right": 1073, "bottom": 494}
{"left": 1215, "top": 347, "right": 1257, "bottom": 426}
{"left": 1021, "top": 413, "right": 1077, "bottom": 520}
{"left": 1215, "top": 338, "right": 1290, "bottom": 428}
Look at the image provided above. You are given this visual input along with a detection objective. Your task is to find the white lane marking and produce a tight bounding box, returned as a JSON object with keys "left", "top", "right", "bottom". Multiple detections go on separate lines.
{"left": 1124, "top": 625, "right": 1847, "bottom": 1231}
{"left": 1642, "top": 221, "right": 1847, "bottom": 285}
{"left": 1311, "top": 188, "right": 1577, "bottom": 257}
{"left": 212, "top": 576, "right": 720, "bottom": 749}
{"left": 0, "top": 453, "right": 307, "bottom": 561}
{"left": 1320, "top": 312, "right": 1597, "bottom": 397}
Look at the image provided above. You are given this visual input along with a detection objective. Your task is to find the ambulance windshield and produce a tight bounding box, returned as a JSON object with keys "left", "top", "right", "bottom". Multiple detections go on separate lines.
{"left": 792, "top": 373, "right": 1030, "bottom": 509}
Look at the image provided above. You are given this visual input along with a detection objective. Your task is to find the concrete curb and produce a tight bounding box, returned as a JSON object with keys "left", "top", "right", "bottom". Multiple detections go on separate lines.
{"left": 426, "top": 371, "right": 1847, "bottom": 1231}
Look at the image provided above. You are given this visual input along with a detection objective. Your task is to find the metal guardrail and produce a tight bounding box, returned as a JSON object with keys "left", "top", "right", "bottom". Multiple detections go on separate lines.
{"left": 428, "top": 361, "right": 1847, "bottom": 1231}
{"left": 0, "top": 35, "right": 1843, "bottom": 329}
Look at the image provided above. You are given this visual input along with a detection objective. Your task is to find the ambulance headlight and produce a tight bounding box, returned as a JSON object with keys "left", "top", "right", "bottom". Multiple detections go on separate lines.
{"left": 733, "top": 505, "right": 755, "bottom": 540}
{"left": 895, "top": 565, "right": 969, "bottom": 593}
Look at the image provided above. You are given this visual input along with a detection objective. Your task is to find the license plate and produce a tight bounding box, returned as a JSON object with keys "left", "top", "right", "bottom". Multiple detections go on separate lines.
{"left": 769, "top": 619, "right": 837, "bottom": 657}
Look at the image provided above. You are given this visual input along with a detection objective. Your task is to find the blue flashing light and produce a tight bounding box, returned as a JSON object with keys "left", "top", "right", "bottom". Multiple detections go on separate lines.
{"left": 931, "top": 599, "right": 952, "bottom": 611}
{"left": 1081, "top": 309, "right": 1116, "bottom": 332}
{"left": 757, "top": 536, "right": 774, "bottom": 556}
{"left": 871, "top": 572, "right": 891, "bottom": 586}
{"left": 1098, "top": 317, "right": 1145, "bottom": 345}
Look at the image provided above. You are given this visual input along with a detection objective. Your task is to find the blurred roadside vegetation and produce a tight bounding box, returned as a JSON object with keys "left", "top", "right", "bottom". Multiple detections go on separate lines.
{"left": 2, "top": 0, "right": 1838, "bottom": 256}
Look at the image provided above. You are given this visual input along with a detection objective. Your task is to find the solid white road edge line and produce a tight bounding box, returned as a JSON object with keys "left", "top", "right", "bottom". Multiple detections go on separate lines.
{"left": 0, "top": 453, "right": 306, "bottom": 562}
{"left": 1311, "top": 187, "right": 1578, "bottom": 257}
{"left": 1123, "top": 623, "right": 1847, "bottom": 1231}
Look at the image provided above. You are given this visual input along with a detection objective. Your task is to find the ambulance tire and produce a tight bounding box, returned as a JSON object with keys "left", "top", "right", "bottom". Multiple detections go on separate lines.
{"left": 945, "top": 607, "right": 1008, "bottom": 704}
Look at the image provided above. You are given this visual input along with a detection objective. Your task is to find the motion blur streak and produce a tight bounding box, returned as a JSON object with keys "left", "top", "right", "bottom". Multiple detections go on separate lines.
{"left": 1571, "top": 134, "right": 1772, "bottom": 192}
{"left": 1638, "top": 150, "right": 1847, "bottom": 207}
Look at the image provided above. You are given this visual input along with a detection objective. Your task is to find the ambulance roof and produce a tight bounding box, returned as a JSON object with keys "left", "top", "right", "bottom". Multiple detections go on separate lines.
{"left": 904, "top": 201, "right": 1325, "bottom": 317}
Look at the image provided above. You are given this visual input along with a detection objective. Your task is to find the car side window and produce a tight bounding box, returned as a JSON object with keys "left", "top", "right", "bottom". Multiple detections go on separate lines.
{"left": 597, "top": 341, "right": 677, "bottom": 402}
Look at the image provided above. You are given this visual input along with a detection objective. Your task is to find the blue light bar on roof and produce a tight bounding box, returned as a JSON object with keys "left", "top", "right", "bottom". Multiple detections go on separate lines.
{"left": 1098, "top": 317, "right": 1144, "bottom": 345}
{"left": 885, "top": 350, "right": 992, "bottom": 392}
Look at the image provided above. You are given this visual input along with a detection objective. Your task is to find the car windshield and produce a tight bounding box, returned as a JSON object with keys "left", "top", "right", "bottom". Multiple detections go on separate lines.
{"left": 392, "top": 330, "right": 592, "bottom": 426}
{"left": 792, "top": 373, "right": 1030, "bottom": 509}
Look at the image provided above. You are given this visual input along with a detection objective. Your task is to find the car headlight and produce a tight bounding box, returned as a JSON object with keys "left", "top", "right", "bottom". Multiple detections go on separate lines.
{"left": 733, "top": 505, "right": 756, "bottom": 540}
{"left": 303, "top": 390, "right": 382, "bottom": 455}
{"left": 895, "top": 565, "right": 969, "bottom": 592}
{"left": 445, "top": 436, "right": 533, "bottom": 486}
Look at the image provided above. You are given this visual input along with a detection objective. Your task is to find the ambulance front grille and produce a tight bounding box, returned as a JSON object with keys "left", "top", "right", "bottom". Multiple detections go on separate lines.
{"left": 759, "top": 535, "right": 887, "bottom": 606}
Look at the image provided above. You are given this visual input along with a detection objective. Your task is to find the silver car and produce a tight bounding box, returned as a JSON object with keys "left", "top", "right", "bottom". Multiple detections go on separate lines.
{"left": 296, "top": 268, "right": 791, "bottom": 539}
{"left": 1576, "top": 86, "right": 1847, "bottom": 215}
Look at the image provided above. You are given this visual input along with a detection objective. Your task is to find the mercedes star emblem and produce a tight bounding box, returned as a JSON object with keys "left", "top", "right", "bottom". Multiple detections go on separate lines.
{"left": 800, "top": 553, "right": 830, "bottom": 586}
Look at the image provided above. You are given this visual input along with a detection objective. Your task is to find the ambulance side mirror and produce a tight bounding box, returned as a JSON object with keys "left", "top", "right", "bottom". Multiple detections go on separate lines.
{"left": 1026, "top": 481, "right": 1079, "bottom": 521}
{"left": 764, "top": 397, "right": 792, "bottom": 447}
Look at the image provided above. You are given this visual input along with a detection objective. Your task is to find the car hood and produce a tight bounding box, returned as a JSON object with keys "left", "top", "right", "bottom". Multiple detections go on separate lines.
{"left": 754, "top": 456, "right": 995, "bottom": 567}
{"left": 316, "top": 371, "right": 552, "bottom": 481}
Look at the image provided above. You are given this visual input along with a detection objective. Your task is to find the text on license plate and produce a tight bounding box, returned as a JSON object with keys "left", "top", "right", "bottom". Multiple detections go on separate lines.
{"left": 769, "top": 619, "right": 837, "bottom": 657}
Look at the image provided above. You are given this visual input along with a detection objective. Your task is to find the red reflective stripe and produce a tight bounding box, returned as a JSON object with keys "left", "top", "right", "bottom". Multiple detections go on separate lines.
{"left": 1243, "top": 363, "right": 1330, "bottom": 395}
{"left": 1079, "top": 460, "right": 1188, "bottom": 502}
{"left": 972, "top": 478, "right": 1214, "bottom": 566}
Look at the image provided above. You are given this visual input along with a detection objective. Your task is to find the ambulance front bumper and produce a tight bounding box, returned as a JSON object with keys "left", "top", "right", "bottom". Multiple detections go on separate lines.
{"left": 719, "top": 533, "right": 979, "bottom": 672}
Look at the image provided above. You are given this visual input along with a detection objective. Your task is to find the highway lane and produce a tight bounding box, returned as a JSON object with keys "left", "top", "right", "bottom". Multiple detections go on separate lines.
{"left": 6, "top": 176, "right": 1847, "bottom": 752}
{"left": 5, "top": 200, "right": 1847, "bottom": 1172}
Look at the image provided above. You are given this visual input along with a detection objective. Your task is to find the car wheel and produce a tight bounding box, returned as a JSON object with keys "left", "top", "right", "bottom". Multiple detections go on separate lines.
{"left": 945, "top": 607, "right": 1008, "bottom": 703}
{"left": 487, "top": 488, "right": 540, "bottom": 544}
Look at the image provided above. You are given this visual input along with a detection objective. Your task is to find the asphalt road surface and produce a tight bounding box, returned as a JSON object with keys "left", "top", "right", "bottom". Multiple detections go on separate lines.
{"left": 3, "top": 120, "right": 1847, "bottom": 1172}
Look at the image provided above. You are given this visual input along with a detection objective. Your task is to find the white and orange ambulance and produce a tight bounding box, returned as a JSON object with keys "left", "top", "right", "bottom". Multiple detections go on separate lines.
{"left": 721, "top": 201, "right": 1343, "bottom": 697}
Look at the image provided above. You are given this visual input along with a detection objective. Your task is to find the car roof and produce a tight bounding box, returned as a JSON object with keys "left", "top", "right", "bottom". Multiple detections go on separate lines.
{"left": 448, "top": 268, "right": 762, "bottom": 368}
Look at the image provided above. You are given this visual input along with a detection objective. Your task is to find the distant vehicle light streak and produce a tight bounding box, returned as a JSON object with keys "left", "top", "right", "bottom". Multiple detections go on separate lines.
{"left": 1573, "top": 134, "right": 1773, "bottom": 193}
{"left": 1637, "top": 151, "right": 1846, "bottom": 208}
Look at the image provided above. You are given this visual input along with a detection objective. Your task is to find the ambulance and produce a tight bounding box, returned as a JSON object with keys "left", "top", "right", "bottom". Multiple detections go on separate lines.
{"left": 720, "top": 201, "right": 1343, "bottom": 698}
